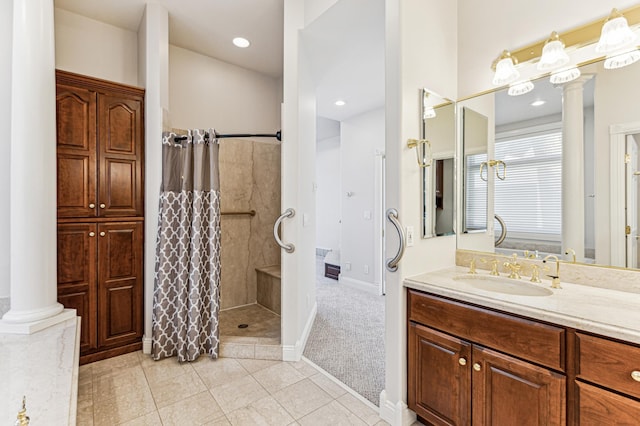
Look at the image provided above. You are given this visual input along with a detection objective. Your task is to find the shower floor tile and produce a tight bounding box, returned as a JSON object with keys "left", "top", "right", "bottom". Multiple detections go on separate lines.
{"left": 220, "top": 304, "right": 280, "bottom": 341}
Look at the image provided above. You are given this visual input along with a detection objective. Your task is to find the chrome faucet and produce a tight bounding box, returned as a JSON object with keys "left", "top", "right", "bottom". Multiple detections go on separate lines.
{"left": 542, "top": 254, "right": 562, "bottom": 289}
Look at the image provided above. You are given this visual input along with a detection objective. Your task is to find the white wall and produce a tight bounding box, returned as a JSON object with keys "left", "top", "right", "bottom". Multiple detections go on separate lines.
{"left": 382, "top": 0, "right": 457, "bottom": 423}
{"left": 316, "top": 134, "right": 341, "bottom": 252}
{"left": 168, "top": 45, "right": 281, "bottom": 132}
{"left": 0, "top": 0, "right": 12, "bottom": 300}
{"left": 54, "top": 8, "right": 139, "bottom": 86}
{"left": 340, "top": 108, "right": 384, "bottom": 286}
{"left": 457, "top": 0, "right": 640, "bottom": 98}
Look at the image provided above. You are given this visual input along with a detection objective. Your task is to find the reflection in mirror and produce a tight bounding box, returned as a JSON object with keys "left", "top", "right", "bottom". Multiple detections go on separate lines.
{"left": 458, "top": 56, "right": 640, "bottom": 269}
{"left": 462, "top": 107, "right": 488, "bottom": 233}
{"left": 421, "top": 89, "right": 455, "bottom": 238}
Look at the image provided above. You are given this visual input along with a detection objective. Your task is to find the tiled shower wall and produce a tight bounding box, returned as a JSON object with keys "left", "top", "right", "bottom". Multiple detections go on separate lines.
{"left": 219, "top": 139, "right": 281, "bottom": 310}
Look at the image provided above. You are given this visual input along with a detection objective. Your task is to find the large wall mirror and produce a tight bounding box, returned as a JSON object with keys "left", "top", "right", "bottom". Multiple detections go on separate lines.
{"left": 457, "top": 56, "right": 640, "bottom": 269}
{"left": 421, "top": 88, "right": 456, "bottom": 238}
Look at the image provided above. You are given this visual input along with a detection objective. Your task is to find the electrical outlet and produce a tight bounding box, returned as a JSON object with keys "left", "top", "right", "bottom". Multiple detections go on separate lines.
{"left": 406, "top": 226, "right": 415, "bottom": 246}
{"left": 345, "top": 262, "right": 352, "bottom": 271}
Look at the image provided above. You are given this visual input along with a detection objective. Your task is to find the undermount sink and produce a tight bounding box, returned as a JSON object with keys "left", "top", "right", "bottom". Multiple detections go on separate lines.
{"left": 453, "top": 274, "right": 553, "bottom": 297}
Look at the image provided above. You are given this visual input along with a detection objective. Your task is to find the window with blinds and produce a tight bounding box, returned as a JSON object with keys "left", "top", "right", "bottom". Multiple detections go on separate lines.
{"left": 465, "top": 126, "right": 562, "bottom": 241}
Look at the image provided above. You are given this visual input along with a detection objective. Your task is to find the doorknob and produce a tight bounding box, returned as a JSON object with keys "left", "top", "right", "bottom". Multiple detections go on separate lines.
{"left": 99, "top": 232, "right": 105, "bottom": 237}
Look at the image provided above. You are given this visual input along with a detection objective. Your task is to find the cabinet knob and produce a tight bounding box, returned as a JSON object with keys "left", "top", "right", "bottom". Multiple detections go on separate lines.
{"left": 89, "top": 232, "right": 95, "bottom": 237}
{"left": 632, "top": 371, "right": 640, "bottom": 382}
{"left": 473, "top": 363, "right": 482, "bottom": 372}
{"left": 99, "top": 232, "right": 106, "bottom": 237}
{"left": 458, "top": 357, "right": 467, "bottom": 366}
{"left": 89, "top": 203, "right": 95, "bottom": 209}
{"left": 100, "top": 203, "right": 106, "bottom": 209}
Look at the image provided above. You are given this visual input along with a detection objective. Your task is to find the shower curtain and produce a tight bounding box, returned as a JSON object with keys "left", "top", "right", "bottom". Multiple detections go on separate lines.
{"left": 152, "top": 129, "right": 221, "bottom": 362}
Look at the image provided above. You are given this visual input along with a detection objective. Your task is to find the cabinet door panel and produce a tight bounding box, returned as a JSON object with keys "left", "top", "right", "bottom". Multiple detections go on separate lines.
{"left": 57, "top": 223, "right": 97, "bottom": 353}
{"left": 98, "top": 94, "right": 143, "bottom": 217}
{"left": 409, "top": 323, "right": 471, "bottom": 425}
{"left": 472, "top": 346, "right": 566, "bottom": 426}
{"left": 98, "top": 222, "right": 143, "bottom": 348}
{"left": 56, "top": 85, "right": 97, "bottom": 218}
{"left": 576, "top": 381, "right": 640, "bottom": 425}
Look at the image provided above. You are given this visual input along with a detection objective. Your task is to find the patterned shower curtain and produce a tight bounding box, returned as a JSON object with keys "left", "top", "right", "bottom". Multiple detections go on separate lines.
{"left": 152, "top": 129, "right": 221, "bottom": 362}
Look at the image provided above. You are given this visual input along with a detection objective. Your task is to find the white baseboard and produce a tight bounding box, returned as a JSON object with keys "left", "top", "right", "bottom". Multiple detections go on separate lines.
{"left": 379, "top": 390, "right": 416, "bottom": 426}
{"left": 282, "top": 301, "right": 317, "bottom": 361}
{"left": 339, "top": 276, "right": 379, "bottom": 295}
{"left": 142, "top": 336, "right": 152, "bottom": 354}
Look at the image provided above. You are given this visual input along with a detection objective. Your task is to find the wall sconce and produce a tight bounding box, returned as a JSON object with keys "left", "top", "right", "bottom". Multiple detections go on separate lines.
{"left": 508, "top": 80, "right": 534, "bottom": 96}
{"left": 596, "top": 8, "right": 638, "bottom": 53}
{"left": 537, "top": 32, "right": 570, "bottom": 71}
{"left": 492, "top": 50, "right": 519, "bottom": 86}
{"left": 604, "top": 48, "right": 640, "bottom": 69}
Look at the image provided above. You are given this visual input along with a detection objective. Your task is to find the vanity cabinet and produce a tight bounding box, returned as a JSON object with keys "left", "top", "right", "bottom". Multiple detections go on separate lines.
{"left": 55, "top": 70, "right": 144, "bottom": 364}
{"left": 408, "top": 290, "right": 566, "bottom": 425}
{"left": 574, "top": 333, "right": 640, "bottom": 424}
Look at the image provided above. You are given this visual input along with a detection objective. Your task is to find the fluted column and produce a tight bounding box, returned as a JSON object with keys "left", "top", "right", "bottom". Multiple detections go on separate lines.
{"left": 561, "top": 76, "right": 592, "bottom": 262}
{"left": 1, "top": 0, "right": 64, "bottom": 328}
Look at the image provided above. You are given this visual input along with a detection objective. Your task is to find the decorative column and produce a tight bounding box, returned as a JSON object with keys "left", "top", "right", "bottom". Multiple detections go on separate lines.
{"left": 560, "top": 76, "right": 591, "bottom": 263}
{"left": 1, "top": 0, "right": 65, "bottom": 331}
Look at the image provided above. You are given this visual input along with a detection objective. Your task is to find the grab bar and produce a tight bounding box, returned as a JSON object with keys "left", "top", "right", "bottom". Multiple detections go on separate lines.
{"left": 274, "top": 208, "right": 295, "bottom": 253}
{"left": 494, "top": 213, "right": 507, "bottom": 247}
{"left": 386, "top": 208, "right": 406, "bottom": 272}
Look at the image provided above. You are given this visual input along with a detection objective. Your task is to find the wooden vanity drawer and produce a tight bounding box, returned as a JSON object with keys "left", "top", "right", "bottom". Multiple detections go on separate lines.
{"left": 576, "top": 381, "right": 640, "bottom": 425}
{"left": 576, "top": 332, "right": 640, "bottom": 399}
{"left": 408, "top": 290, "right": 565, "bottom": 371}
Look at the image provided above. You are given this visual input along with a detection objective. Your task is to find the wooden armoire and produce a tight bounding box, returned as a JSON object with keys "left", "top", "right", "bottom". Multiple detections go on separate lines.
{"left": 55, "top": 70, "right": 145, "bottom": 364}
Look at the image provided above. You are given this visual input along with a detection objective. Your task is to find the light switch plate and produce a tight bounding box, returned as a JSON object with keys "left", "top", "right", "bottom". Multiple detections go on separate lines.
{"left": 406, "top": 226, "right": 415, "bottom": 246}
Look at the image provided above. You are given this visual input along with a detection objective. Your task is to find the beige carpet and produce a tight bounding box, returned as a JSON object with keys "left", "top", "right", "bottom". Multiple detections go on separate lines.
{"left": 303, "top": 257, "right": 385, "bottom": 406}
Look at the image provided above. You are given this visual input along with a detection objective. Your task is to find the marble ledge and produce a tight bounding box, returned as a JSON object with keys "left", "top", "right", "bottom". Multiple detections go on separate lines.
{"left": 0, "top": 314, "right": 80, "bottom": 425}
{"left": 405, "top": 266, "right": 640, "bottom": 345}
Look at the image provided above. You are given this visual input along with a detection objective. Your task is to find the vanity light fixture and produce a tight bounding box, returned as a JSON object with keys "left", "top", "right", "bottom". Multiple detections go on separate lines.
{"left": 507, "top": 80, "right": 534, "bottom": 96}
{"left": 492, "top": 50, "right": 520, "bottom": 86}
{"left": 537, "top": 32, "right": 570, "bottom": 71}
{"left": 595, "top": 8, "right": 638, "bottom": 53}
{"left": 549, "top": 66, "right": 581, "bottom": 84}
{"left": 334, "top": 100, "right": 346, "bottom": 106}
{"left": 232, "top": 37, "right": 251, "bottom": 48}
{"left": 604, "top": 48, "right": 640, "bottom": 69}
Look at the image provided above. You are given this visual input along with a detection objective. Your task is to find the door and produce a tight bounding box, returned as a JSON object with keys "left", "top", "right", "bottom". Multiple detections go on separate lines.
{"left": 408, "top": 323, "right": 471, "bottom": 425}
{"left": 626, "top": 134, "right": 640, "bottom": 268}
{"left": 56, "top": 84, "right": 97, "bottom": 218}
{"left": 471, "top": 346, "right": 566, "bottom": 426}
{"left": 98, "top": 93, "right": 144, "bottom": 217}
{"left": 57, "top": 222, "right": 98, "bottom": 353}
{"left": 97, "top": 222, "right": 144, "bottom": 348}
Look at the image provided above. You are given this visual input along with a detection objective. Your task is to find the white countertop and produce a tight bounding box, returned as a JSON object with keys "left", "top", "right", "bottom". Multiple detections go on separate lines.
{"left": 404, "top": 266, "right": 640, "bottom": 345}
{"left": 0, "top": 315, "right": 80, "bottom": 425}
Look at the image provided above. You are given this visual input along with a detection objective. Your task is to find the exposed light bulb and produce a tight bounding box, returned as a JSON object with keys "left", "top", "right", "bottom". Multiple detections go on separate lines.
{"left": 604, "top": 49, "right": 640, "bottom": 69}
{"left": 549, "top": 67, "right": 581, "bottom": 84}
{"left": 508, "top": 80, "right": 534, "bottom": 96}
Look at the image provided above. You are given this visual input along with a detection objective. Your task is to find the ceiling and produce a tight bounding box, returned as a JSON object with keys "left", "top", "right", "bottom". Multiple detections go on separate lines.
{"left": 54, "top": 0, "right": 385, "bottom": 123}
{"left": 54, "top": 0, "right": 284, "bottom": 78}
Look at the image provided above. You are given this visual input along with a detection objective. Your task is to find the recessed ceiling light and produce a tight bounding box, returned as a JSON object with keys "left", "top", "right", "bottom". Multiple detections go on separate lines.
{"left": 233, "top": 37, "right": 250, "bottom": 48}
{"left": 335, "top": 100, "right": 346, "bottom": 106}
{"left": 531, "top": 100, "right": 546, "bottom": 107}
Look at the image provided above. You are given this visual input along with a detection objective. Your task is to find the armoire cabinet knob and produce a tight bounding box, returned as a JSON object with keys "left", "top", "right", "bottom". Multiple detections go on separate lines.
{"left": 473, "top": 363, "right": 482, "bottom": 372}
{"left": 100, "top": 203, "right": 106, "bottom": 209}
{"left": 99, "top": 232, "right": 106, "bottom": 237}
{"left": 89, "top": 232, "right": 95, "bottom": 237}
{"left": 89, "top": 203, "right": 95, "bottom": 209}
{"left": 458, "top": 357, "right": 467, "bottom": 366}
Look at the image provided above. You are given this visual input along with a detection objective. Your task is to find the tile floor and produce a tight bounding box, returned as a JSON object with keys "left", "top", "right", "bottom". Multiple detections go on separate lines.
{"left": 76, "top": 350, "right": 392, "bottom": 425}
{"left": 219, "top": 304, "right": 280, "bottom": 340}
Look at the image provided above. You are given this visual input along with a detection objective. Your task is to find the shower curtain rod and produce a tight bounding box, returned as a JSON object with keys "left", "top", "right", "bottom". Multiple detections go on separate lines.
{"left": 173, "top": 130, "right": 282, "bottom": 142}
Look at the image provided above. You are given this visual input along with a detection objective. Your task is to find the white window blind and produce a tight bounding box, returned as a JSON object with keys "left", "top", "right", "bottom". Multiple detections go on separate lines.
{"left": 494, "top": 128, "right": 562, "bottom": 241}
{"left": 465, "top": 153, "right": 487, "bottom": 231}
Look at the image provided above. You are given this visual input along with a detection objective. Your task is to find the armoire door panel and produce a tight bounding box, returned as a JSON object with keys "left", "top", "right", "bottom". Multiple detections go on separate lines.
{"left": 98, "top": 222, "right": 143, "bottom": 348}
{"left": 56, "top": 84, "right": 97, "bottom": 218}
{"left": 472, "top": 346, "right": 566, "bottom": 426}
{"left": 98, "top": 94, "right": 143, "bottom": 217}
{"left": 57, "top": 223, "right": 97, "bottom": 352}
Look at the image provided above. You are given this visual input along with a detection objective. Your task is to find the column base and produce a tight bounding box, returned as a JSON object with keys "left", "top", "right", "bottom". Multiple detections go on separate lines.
{"left": 379, "top": 390, "right": 417, "bottom": 425}
{"left": 0, "top": 307, "right": 75, "bottom": 334}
